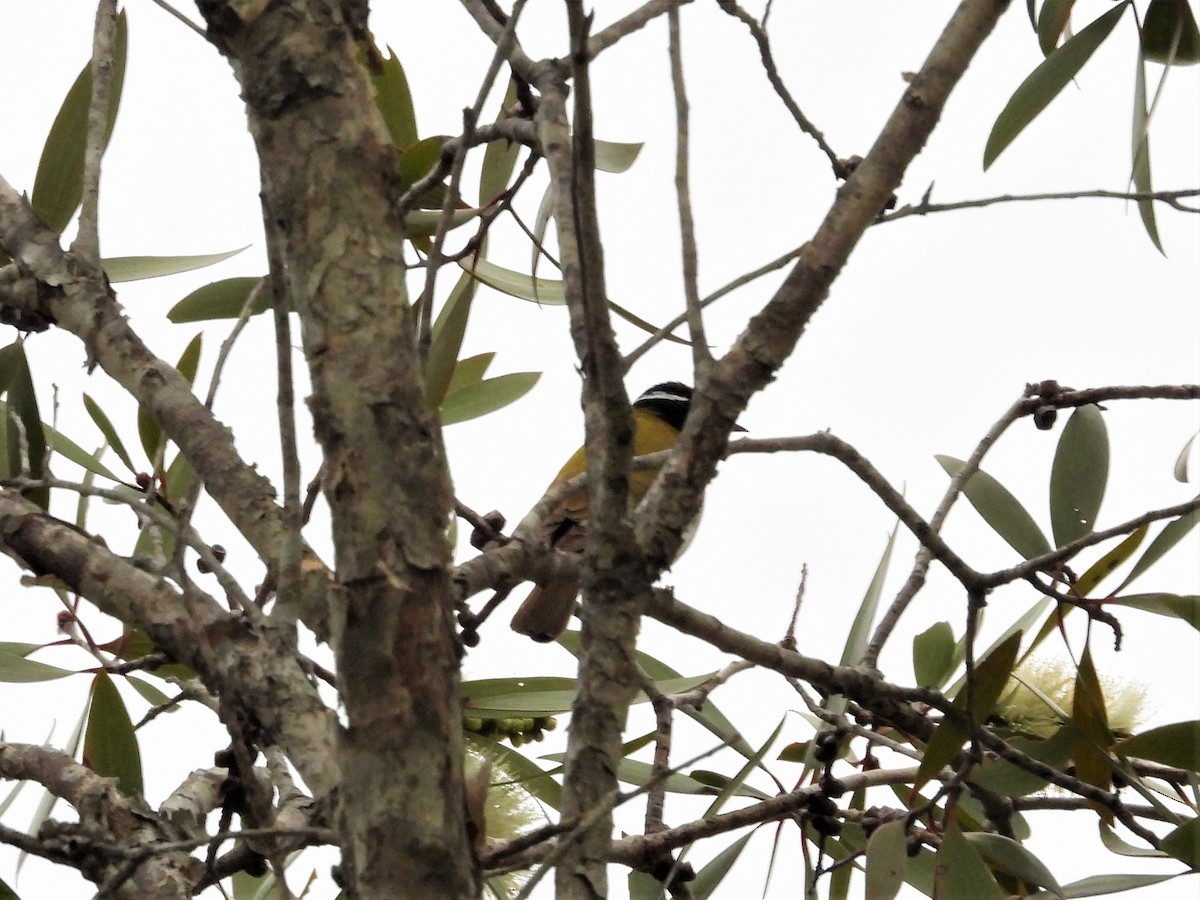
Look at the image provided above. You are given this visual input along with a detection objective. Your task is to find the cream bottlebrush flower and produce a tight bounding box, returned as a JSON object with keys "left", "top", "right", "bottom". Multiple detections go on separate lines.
{"left": 995, "top": 656, "right": 1150, "bottom": 739}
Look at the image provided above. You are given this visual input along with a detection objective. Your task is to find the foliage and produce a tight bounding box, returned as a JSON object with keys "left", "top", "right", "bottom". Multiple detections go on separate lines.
{"left": 0, "top": 3, "right": 1196, "bottom": 900}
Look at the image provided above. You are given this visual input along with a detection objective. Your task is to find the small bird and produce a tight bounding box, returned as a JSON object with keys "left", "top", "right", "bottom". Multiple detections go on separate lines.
{"left": 510, "top": 382, "right": 724, "bottom": 642}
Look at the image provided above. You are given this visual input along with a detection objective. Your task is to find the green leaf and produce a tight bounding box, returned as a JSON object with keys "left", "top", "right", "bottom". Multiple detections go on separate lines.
{"left": 83, "top": 393, "right": 135, "bottom": 475}
{"left": 395, "top": 135, "right": 446, "bottom": 202}
{"left": 103, "top": 247, "right": 249, "bottom": 283}
{"left": 1074, "top": 524, "right": 1147, "bottom": 597}
{"left": 594, "top": 139, "right": 644, "bottom": 173}
{"left": 138, "top": 334, "right": 201, "bottom": 465}
{"left": 371, "top": 45, "right": 418, "bottom": 151}
{"left": 933, "top": 823, "right": 1006, "bottom": 899}
{"left": 0, "top": 343, "right": 49, "bottom": 507}
{"left": 972, "top": 726, "right": 1076, "bottom": 797}
{"left": 1072, "top": 645, "right": 1114, "bottom": 801}
{"left": 937, "top": 456, "right": 1052, "bottom": 560}
{"left": 984, "top": 1, "right": 1130, "bottom": 168}
{"left": 446, "top": 352, "right": 494, "bottom": 396}
{"left": 1116, "top": 720, "right": 1200, "bottom": 769}
{"left": 404, "top": 207, "right": 483, "bottom": 237}
{"left": 424, "top": 271, "right": 478, "bottom": 407}
{"left": 125, "top": 674, "right": 175, "bottom": 712}
{"left": 1099, "top": 822, "right": 1167, "bottom": 857}
{"left": 1032, "top": 872, "right": 1181, "bottom": 897}
{"left": 1142, "top": 0, "right": 1200, "bottom": 64}
{"left": 1119, "top": 504, "right": 1200, "bottom": 589}
{"left": 865, "top": 819, "right": 908, "bottom": 900}
{"left": 965, "top": 832, "right": 1064, "bottom": 897}
{"left": 691, "top": 832, "right": 754, "bottom": 899}
{"left": 558, "top": 630, "right": 758, "bottom": 760}
{"left": 918, "top": 631, "right": 1023, "bottom": 788}
{"left": 467, "top": 733, "right": 562, "bottom": 811}
{"left": 167, "top": 276, "right": 269, "bottom": 323}
{"left": 841, "top": 523, "right": 897, "bottom": 666}
{"left": 1108, "top": 592, "right": 1200, "bottom": 631}
{"left": 1160, "top": 817, "right": 1200, "bottom": 867}
{"left": 1050, "top": 405, "right": 1108, "bottom": 546}
{"left": 462, "top": 672, "right": 713, "bottom": 719}
{"left": 31, "top": 11, "right": 128, "bottom": 233}
{"left": 0, "top": 872, "right": 21, "bottom": 900}
{"left": 913, "top": 621, "right": 956, "bottom": 688}
{"left": 83, "top": 672, "right": 143, "bottom": 796}
{"left": 608, "top": 299, "right": 691, "bottom": 346}
{"left": 1037, "top": 0, "right": 1076, "bottom": 55}
{"left": 1132, "top": 41, "right": 1164, "bottom": 253}
{"left": 1175, "top": 432, "right": 1197, "bottom": 482}
{"left": 440, "top": 372, "right": 540, "bottom": 426}
{"left": 0, "top": 647, "right": 74, "bottom": 683}
{"left": 0, "top": 398, "right": 121, "bottom": 484}
{"left": 478, "top": 79, "right": 522, "bottom": 206}
{"left": 459, "top": 257, "right": 567, "bottom": 304}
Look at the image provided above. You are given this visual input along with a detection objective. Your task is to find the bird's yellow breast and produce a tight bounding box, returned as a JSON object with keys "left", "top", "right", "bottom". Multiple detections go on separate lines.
{"left": 549, "top": 408, "right": 680, "bottom": 505}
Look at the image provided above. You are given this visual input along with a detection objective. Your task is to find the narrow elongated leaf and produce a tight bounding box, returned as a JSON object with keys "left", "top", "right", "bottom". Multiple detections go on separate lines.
{"left": 1119, "top": 505, "right": 1200, "bottom": 589}
{"left": 103, "top": 246, "right": 248, "bottom": 283}
{"left": 31, "top": 11, "right": 128, "bottom": 233}
{"left": 467, "top": 733, "right": 562, "bottom": 811}
{"left": 1073, "top": 524, "right": 1147, "bottom": 597}
{"left": 1037, "top": 0, "right": 1077, "bottom": 55}
{"left": 691, "top": 832, "right": 754, "bottom": 899}
{"left": 933, "top": 823, "right": 1006, "bottom": 899}
{"left": 459, "top": 257, "right": 566, "bottom": 304}
{"left": 167, "top": 276, "right": 269, "bottom": 323}
{"left": 594, "top": 139, "right": 644, "bottom": 173}
{"left": 0, "top": 399, "right": 121, "bottom": 483}
{"left": 1108, "top": 592, "right": 1200, "bottom": 631}
{"left": 1, "top": 344, "right": 48, "bottom": 508}
{"left": 913, "top": 621, "right": 956, "bottom": 688}
{"left": 478, "top": 79, "right": 522, "bottom": 206}
{"left": 424, "top": 270, "right": 478, "bottom": 407}
{"left": 440, "top": 372, "right": 540, "bottom": 426}
{"left": 1099, "top": 822, "right": 1167, "bottom": 857}
{"left": 1072, "top": 646, "right": 1114, "bottom": 803}
{"left": 0, "top": 872, "right": 20, "bottom": 899}
{"left": 558, "top": 630, "right": 757, "bottom": 759}
{"left": 965, "top": 832, "right": 1064, "bottom": 897}
{"left": 125, "top": 675, "right": 175, "bottom": 712}
{"left": 917, "top": 631, "right": 1023, "bottom": 788}
{"left": 1050, "top": 405, "right": 1108, "bottom": 547}
{"left": 445, "top": 352, "right": 494, "bottom": 396}
{"left": 138, "top": 334, "right": 201, "bottom": 464}
{"left": 1033, "top": 872, "right": 1181, "bottom": 897}
{"left": 462, "top": 673, "right": 713, "bottom": 718}
{"left": 937, "top": 456, "right": 1052, "bottom": 559}
{"left": 0, "top": 647, "right": 74, "bottom": 683}
{"left": 1160, "top": 817, "right": 1200, "bottom": 867}
{"left": 83, "top": 672, "right": 143, "bottom": 796}
{"left": 842, "top": 523, "right": 898, "bottom": 666}
{"left": 1116, "top": 720, "right": 1200, "bottom": 769}
{"left": 972, "top": 726, "right": 1076, "bottom": 797}
{"left": 984, "top": 2, "right": 1130, "bottom": 168}
{"left": 1142, "top": 0, "right": 1200, "bottom": 64}
{"left": 1176, "top": 432, "right": 1198, "bottom": 482}
{"left": 83, "top": 394, "right": 135, "bottom": 475}
{"left": 865, "top": 819, "right": 908, "bottom": 900}
{"left": 1132, "top": 42, "right": 1164, "bottom": 253}
{"left": 371, "top": 45, "right": 418, "bottom": 151}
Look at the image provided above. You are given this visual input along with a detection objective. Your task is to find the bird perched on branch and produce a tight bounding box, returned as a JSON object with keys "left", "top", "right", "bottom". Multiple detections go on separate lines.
{"left": 510, "top": 381, "right": 740, "bottom": 642}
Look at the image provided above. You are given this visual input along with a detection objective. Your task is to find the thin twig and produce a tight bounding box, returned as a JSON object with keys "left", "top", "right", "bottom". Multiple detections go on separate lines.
{"left": 667, "top": 6, "right": 709, "bottom": 370}
{"left": 622, "top": 244, "right": 803, "bottom": 372}
{"left": 72, "top": 0, "right": 119, "bottom": 269}
{"left": 878, "top": 187, "right": 1200, "bottom": 223}
{"left": 863, "top": 394, "right": 1028, "bottom": 669}
{"left": 714, "top": 0, "right": 841, "bottom": 173}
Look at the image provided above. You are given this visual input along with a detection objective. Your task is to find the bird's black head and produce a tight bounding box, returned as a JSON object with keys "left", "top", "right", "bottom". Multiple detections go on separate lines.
{"left": 634, "top": 382, "right": 693, "bottom": 431}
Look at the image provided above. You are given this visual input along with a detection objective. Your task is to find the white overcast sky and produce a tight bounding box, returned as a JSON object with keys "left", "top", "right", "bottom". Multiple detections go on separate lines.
{"left": 1, "top": 2, "right": 1198, "bottom": 898}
